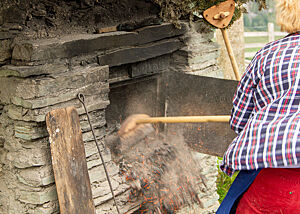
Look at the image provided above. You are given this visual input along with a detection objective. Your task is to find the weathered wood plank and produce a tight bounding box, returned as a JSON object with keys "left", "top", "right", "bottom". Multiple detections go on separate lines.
{"left": 46, "top": 107, "right": 95, "bottom": 214}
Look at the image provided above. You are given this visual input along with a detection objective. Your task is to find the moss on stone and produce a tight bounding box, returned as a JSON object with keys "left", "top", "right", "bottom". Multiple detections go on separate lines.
{"left": 151, "top": 0, "right": 267, "bottom": 28}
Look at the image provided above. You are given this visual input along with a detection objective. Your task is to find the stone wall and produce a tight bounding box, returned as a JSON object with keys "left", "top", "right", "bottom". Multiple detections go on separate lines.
{"left": 0, "top": 64, "right": 112, "bottom": 214}
{"left": 171, "top": 22, "right": 222, "bottom": 78}
{"left": 170, "top": 22, "right": 221, "bottom": 214}
{"left": 0, "top": 5, "right": 222, "bottom": 213}
{"left": 0, "top": 22, "right": 193, "bottom": 214}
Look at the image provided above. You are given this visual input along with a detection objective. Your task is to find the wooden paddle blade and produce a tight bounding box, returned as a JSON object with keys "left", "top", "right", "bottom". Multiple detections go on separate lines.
{"left": 46, "top": 107, "right": 95, "bottom": 214}
{"left": 203, "top": 0, "right": 235, "bottom": 28}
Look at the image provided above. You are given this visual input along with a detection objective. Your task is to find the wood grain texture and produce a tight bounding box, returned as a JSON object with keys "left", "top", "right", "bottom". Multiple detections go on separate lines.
{"left": 221, "top": 28, "right": 241, "bottom": 80}
{"left": 46, "top": 107, "right": 95, "bottom": 214}
{"left": 203, "top": 0, "right": 235, "bottom": 28}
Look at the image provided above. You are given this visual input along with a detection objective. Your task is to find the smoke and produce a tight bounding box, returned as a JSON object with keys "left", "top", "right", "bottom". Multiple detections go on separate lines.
{"left": 106, "top": 127, "right": 207, "bottom": 213}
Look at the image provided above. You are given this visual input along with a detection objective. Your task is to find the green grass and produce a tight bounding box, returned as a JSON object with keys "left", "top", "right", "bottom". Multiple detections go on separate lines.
{"left": 245, "top": 36, "right": 268, "bottom": 43}
{"left": 244, "top": 36, "right": 285, "bottom": 61}
{"left": 245, "top": 47, "right": 261, "bottom": 52}
{"left": 245, "top": 36, "right": 284, "bottom": 44}
{"left": 216, "top": 158, "right": 239, "bottom": 204}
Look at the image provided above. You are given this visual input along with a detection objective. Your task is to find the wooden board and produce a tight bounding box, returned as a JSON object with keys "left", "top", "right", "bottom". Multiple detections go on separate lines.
{"left": 203, "top": 0, "right": 235, "bottom": 28}
{"left": 46, "top": 107, "right": 95, "bottom": 214}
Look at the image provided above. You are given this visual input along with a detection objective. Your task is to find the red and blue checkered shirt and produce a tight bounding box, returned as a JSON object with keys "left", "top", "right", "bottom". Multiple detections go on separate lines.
{"left": 221, "top": 32, "right": 300, "bottom": 176}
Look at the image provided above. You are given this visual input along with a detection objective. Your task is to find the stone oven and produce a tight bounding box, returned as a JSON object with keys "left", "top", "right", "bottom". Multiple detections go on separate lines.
{"left": 0, "top": 0, "right": 226, "bottom": 213}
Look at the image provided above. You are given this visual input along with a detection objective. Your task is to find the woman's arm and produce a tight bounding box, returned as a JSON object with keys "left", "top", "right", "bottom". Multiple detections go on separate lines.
{"left": 230, "top": 61, "right": 257, "bottom": 134}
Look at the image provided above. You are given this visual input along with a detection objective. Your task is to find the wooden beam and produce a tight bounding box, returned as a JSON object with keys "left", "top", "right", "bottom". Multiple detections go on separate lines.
{"left": 46, "top": 107, "right": 95, "bottom": 214}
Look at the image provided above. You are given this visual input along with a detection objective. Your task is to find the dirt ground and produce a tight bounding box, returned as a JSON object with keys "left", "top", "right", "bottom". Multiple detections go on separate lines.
{"left": 0, "top": 0, "right": 160, "bottom": 39}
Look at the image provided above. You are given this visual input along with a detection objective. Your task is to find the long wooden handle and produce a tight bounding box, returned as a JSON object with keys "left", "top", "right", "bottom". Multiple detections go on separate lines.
{"left": 135, "top": 115, "right": 230, "bottom": 124}
{"left": 221, "top": 28, "right": 241, "bottom": 81}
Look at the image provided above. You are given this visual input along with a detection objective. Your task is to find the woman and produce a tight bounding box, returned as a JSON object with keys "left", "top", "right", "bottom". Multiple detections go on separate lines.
{"left": 217, "top": 0, "right": 300, "bottom": 213}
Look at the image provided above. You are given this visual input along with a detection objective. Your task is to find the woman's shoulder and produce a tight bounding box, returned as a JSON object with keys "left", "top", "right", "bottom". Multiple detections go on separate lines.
{"left": 252, "top": 32, "right": 300, "bottom": 61}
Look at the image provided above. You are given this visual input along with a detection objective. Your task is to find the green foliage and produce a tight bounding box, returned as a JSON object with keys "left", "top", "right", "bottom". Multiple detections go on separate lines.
{"left": 151, "top": 0, "right": 267, "bottom": 28}
{"left": 244, "top": 0, "right": 278, "bottom": 32}
{"left": 216, "top": 158, "right": 238, "bottom": 203}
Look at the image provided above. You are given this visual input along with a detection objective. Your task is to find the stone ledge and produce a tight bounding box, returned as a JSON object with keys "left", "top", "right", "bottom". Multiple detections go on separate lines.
{"left": 8, "top": 97, "right": 110, "bottom": 122}
{"left": 87, "top": 157, "right": 110, "bottom": 169}
{"left": 0, "top": 63, "right": 68, "bottom": 78}
{"left": 98, "top": 38, "right": 184, "bottom": 67}
{"left": 12, "top": 82, "right": 109, "bottom": 109}
{"left": 0, "top": 31, "right": 17, "bottom": 40}
{"left": 14, "top": 122, "right": 48, "bottom": 141}
{"left": 14, "top": 111, "right": 107, "bottom": 141}
{"left": 85, "top": 141, "right": 110, "bottom": 159}
{"left": 13, "top": 65, "right": 109, "bottom": 100}
{"left": 0, "top": 40, "right": 12, "bottom": 63}
{"left": 9, "top": 147, "right": 50, "bottom": 168}
{"left": 17, "top": 166, "right": 54, "bottom": 187}
{"left": 91, "top": 174, "right": 120, "bottom": 199}
{"left": 82, "top": 127, "right": 106, "bottom": 142}
{"left": 88, "top": 162, "right": 119, "bottom": 184}
{"left": 34, "top": 201, "right": 59, "bottom": 214}
{"left": 18, "top": 185, "right": 57, "bottom": 205}
{"left": 130, "top": 54, "right": 170, "bottom": 77}
{"left": 80, "top": 110, "right": 106, "bottom": 132}
{"left": 12, "top": 23, "right": 188, "bottom": 63}
{"left": 95, "top": 189, "right": 141, "bottom": 214}
{"left": 93, "top": 184, "right": 129, "bottom": 207}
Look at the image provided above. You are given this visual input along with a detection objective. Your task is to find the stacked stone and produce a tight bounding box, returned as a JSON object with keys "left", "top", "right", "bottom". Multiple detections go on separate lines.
{"left": 0, "top": 30, "right": 18, "bottom": 66}
{"left": 169, "top": 22, "right": 223, "bottom": 214}
{"left": 171, "top": 22, "right": 223, "bottom": 78}
{"left": 0, "top": 61, "right": 120, "bottom": 213}
{"left": 193, "top": 153, "right": 220, "bottom": 214}
{"left": 0, "top": 23, "right": 188, "bottom": 214}
{"left": 0, "top": 20, "right": 224, "bottom": 214}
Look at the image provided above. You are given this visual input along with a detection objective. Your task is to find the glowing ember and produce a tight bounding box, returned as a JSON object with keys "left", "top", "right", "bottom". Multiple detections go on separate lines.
{"left": 106, "top": 127, "right": 206, "bottom": 213}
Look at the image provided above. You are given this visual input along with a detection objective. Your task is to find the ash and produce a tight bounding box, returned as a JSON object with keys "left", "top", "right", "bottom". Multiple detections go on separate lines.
{"left": 106, "top": 126, "right": 207, "bottom": 213}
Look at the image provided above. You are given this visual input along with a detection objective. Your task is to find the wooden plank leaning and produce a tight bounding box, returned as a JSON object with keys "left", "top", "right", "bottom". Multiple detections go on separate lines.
{"left": 46, "top": 107, "right": 95, "bottom": 214}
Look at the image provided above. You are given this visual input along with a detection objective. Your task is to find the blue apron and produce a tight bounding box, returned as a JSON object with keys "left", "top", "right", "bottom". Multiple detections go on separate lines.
{"left": 216, "top": 169, "right": 261, "bottom": 214}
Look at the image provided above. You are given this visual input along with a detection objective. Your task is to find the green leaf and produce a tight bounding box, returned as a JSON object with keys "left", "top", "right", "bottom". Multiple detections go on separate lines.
{"left": 151, "top": 0, "right": 267, "bottom": 28}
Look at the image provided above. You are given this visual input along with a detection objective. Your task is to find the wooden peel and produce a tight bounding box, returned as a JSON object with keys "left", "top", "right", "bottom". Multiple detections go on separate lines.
{"left": 203, "top": 0, "right": 241, "bottom": 80}
{"left": 118, "top": 114, "right": 230, "bottom": 138}
{"left": 131, "top": 115, "right": 230, "bottom": 124}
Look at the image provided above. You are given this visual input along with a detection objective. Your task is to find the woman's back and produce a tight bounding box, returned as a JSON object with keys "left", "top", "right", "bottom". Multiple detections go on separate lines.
{"left": 221, "top": 32, "right": 300, "bottom": 175}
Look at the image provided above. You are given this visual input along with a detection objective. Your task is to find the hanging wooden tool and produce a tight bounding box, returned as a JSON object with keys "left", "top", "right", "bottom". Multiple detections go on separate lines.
{"left": 203, "top": 0, "right": 241, "bottom": 80}
{"left": 46, "top": 107, "right": 96, "bottom": 214}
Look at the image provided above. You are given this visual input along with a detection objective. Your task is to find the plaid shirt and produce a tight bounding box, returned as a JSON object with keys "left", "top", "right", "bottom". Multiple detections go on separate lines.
{"left": 221, "top": 32, "right": 300, "bottom": 176}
